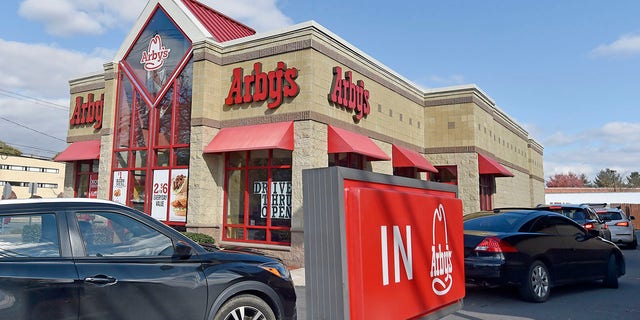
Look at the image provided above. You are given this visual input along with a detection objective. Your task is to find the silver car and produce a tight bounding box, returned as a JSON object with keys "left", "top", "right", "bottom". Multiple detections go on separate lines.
{"left": 596, "top": 207, "right": 637, "bottom": 249}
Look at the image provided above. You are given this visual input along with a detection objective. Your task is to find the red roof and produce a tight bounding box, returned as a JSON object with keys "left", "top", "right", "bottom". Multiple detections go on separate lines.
{"left": 54, "top": 140, "right": 101, "bottom": 162}
{"left": 392, "top": 145, "right": 438, "bottom": 173}
{"left": 327, "top": 126, "right": 390, "bottom": 161}
{"left": 477, "top": 153, "right": 514, "bottom": 177}
{"left": 181, "top": 0, "right": 255, "bottom": 42}
{"left": 204, "top": 122, "right": 294, "bottom": 153}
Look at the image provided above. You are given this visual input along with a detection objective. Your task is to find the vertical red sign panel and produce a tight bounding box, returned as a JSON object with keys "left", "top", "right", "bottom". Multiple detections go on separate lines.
{"left": 344, "top": 186, "right": 465, "bottom": 319}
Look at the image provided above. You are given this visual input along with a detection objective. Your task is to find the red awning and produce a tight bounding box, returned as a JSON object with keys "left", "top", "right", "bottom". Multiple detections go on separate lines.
{"left": 327, "top": 126, "right": 390, "bottom": 161}
{"left": 204, "top": 121, "right": 294, "bottom": 153}
{"left": 392, "top": 145, "right": 438, "bottom": 173}
{"left": 54, "top": 140, "right": 101, "bottom": 162}
{"left": 477, "top": 153, "right": 514, "bottom": 177}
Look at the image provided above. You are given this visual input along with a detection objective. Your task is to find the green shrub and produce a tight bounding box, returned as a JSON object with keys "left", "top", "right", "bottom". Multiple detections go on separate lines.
{"left": 182, "top": 232, "right": 216, "bottom": 244}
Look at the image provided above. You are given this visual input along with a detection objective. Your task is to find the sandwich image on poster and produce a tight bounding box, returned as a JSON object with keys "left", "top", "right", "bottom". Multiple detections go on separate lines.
{"left": 170, "top": 169, "right": 188, "bottom": 221}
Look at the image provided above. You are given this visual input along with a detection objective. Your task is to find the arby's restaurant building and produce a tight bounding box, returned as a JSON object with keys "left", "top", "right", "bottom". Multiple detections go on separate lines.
{"left": 56, "top": 0, "right": 544, "bottom": 266}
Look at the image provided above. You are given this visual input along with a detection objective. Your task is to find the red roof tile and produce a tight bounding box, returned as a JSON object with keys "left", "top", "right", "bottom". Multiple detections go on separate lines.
{"left": 181, "top": 0, "right": 255, "bottom": 42}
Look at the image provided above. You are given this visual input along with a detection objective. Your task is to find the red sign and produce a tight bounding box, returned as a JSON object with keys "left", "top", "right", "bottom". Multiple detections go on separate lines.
{"left": 328, "top": 66, "right": 371, "bottom": 122}
{"left": 88, "top": 172, "right": 99, "bottom": 198}
{"left": 343, "top": 184, "right": 464, "bottom": 319}
{"left": 225, "top": 62, "right": 299, "bottom": 109}
{"left": 70, "top": 93, "right": 104, "bottom": 129}
{"left": 140, "top": 34, "right": 171, "bottom": 71}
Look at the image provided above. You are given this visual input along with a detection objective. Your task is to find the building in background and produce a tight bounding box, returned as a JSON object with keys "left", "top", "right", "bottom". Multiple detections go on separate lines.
{"left": 0, "top": 155, "right": 65, "bottom": 199}
{"left": 56, "top": 0, "right": 544, "bottom": 266}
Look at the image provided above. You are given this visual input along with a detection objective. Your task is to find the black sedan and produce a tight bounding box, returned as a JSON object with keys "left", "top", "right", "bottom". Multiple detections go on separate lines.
{"left": 464, "top": 208, "right": 625, "bottom": 302}
{"left": 0, "top": 198, "right": 296, "bottom": 320}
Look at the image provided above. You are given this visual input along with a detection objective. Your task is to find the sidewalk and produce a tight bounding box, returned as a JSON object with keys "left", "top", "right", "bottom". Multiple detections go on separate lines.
{"left": 291, "top": 267, "right": 305, "bottom": 287}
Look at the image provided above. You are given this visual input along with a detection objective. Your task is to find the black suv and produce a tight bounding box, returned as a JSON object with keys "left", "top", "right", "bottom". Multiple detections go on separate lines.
{"left": 0, "top": 198, "right": 296, "bottom": 320}
{"left": 536, "top": 203, "right": 612, "bottom": 241}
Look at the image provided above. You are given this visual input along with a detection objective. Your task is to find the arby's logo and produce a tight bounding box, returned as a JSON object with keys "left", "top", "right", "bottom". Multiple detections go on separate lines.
{"left": 430, "top": 204, "right": 454, "bottom": 296}
{"left": 141, "top": 34, "right": 171, "bottom": 71}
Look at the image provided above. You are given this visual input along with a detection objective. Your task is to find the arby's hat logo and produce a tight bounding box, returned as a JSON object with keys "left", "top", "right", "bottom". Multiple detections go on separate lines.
{"left": 430, "top": 204, "right": 454, "bottom": 296}
{"left": 141, "top": 34, "right": 171, "bottom": 71}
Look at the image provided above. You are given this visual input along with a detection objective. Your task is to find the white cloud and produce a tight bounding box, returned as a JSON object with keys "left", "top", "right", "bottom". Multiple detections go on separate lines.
{"left": 0, "top": 39, "right": 111, "bottom": 97}
{"left": 591, "top": 34, "right": 640, "bottom": 57}
{"left": 18, "top": 0, "right": 147, "bottom": 36}
{"left": 542, "top": 121, "right": 640, "bottom": 181}
{"left": 0, "top": 38, "right": 112, "bottom": 157}
{"left": 17, "top": 0, "right": 291, "bottom": 36}
{"left": 201, "top": 0, "right": 293, "bottom": 32}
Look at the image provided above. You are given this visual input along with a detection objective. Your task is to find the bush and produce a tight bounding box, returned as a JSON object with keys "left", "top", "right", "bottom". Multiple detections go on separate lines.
{"left": 182, "top": 232, "right": 216, "bottom": 244}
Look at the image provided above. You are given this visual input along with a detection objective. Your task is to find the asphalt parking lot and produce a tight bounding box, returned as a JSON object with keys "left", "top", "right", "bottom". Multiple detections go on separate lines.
{"left": 293, "top": 231, "right": 640, "bottom": 320}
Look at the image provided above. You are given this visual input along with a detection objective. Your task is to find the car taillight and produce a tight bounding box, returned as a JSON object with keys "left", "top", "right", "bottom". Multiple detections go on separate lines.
{"left": 549, "top": 206, "right": 562, "bottom": 210}
{"left": 616, "top": 221, "right": 629, "bottom": 227}
{"left": 584, "top": 223, "right": 594, "bottom": 229}
{"left": 474, "top": 236, "right": 518, "bottom": 253}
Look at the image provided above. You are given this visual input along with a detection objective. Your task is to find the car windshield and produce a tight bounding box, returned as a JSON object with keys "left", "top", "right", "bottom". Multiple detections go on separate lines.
{"left": 598, "top": 211, "right": 623, "bottom": 221}
{"left": 464, "top": 213, "right": 526, "bottom": 232}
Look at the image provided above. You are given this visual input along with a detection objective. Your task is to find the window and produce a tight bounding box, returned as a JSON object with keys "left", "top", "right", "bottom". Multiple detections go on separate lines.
{"left": 75, "top": 211, "right": 174, "bottom": 257}
{"left": 430, "top": 165, "right": 457, "bottom": 184}
{"left": 111, "top": 47, "right": 193, "bottom": 225}
{"left": 0, "top": 213, "right": 60, "bottom": 258}
{"left": 393, "top": 167, "right": 420, "bottom": 179}
{"left": 479, "top": 175, "right": 495, "bottom": 211}
{"left": 224, "top": 149, "right": 292, "bottom": 245}
{"left": 75, "top": 160, "right": 99, "bottom": 198}
{"left": 328, "top": 153, "right": 364, "bottom": 169}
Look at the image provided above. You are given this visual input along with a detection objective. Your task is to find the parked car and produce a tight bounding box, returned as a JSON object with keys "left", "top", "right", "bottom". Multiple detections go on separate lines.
{"left": 595, "top": 206, "right": 637, "bottom": 249}
{"left": 0, "top": 198, "right": 296, "bottom": 320}
{"left": 535, "top": 203, "right": 612, "bottom": 241}
{"left": 464, "top": 208, "right": 625, "bottom": 302}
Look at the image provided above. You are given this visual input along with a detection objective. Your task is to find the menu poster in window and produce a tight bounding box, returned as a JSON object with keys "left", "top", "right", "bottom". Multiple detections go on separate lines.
{"left": 151, "top": 170, "right": 170, "bottom": 221}
{"left": 112, "top": 171, "right": 128, "bottom": 205}
{"left": 254, "top": 181, "right": 292, "bottom": 219}
{"left": 89, "top": 173, "right": 99, "bottom": 198}
{"left": 169, "top": 169, "right": 188, "bottom": 222}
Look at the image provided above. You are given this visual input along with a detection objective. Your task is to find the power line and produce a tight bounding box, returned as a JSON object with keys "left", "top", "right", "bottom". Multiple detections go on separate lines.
{"left": 0, "top": 88, "right": 69, "bottom": 111}
{"left": 0, "top": 116, "right": 66, "bottom": 142}
{"left": 2, "top": 142, "right": 61, "bottom": 155}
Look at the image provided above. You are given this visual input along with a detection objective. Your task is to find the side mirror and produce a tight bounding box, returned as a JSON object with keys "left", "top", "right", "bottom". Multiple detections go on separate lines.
{"left": 173, "top": 241, "right": 193, "bottom": 260}
{"left": 630, "top": 216, "right": 636, "bottom": 220}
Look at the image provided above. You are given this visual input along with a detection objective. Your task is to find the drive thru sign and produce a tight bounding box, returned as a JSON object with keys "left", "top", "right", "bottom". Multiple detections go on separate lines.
{"left": 303, "top": 167, "right": 464, "bottom": 320}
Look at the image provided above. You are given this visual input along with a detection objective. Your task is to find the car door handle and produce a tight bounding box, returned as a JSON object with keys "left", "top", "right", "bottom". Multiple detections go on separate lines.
{"left": 84, "top": 275, "right": 117, "bottom": 285}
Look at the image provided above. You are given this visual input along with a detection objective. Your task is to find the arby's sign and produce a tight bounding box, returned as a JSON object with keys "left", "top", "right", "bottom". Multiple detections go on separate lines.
{"left": 225, "top": 62, "right": 299, "bottom": 109}
{"left": 302, "top": 167, "right": 464, "bottom": 320}
{"left": 70, "top": 93, "right": 104, "bottom": 130}
{"left": 328, "top": 66, "right": 371, "bottom": 122}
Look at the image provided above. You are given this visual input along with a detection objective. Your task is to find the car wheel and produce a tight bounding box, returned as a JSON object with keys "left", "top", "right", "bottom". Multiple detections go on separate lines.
{"left": 519, "top": 260, "right": 550, "bottom": 302}
{"left": 602, "top": 254, "right": 619, "bottom": 288}
{"left": 630, "top": 235, "right": 638, "bottom": 250}
{"left": 213, "top": 294, "right": 276, "bottom": 320}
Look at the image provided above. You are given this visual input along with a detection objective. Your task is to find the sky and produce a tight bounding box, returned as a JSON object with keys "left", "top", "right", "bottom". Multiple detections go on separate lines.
{"left": 1, "top": 0, "right": 639, "bottom": 182}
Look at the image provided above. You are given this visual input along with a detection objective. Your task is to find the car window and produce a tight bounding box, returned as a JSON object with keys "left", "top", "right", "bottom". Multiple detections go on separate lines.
{"left": 75, "top": 212, "right": 174, "bottom": 257}
{"left": 549, "top": 217, "right": 584, "bottom": 237}
{"left": 0, "top": 213, "right": 60, "bottom": 258}
{"left": 528, "top": 217, "right": 558, "bottom": 235}
{"left": 463, "top": 213, "right": 524, "bottom": 232}
{"left": 598, "top": 211, "right": 622, "bottom": 220}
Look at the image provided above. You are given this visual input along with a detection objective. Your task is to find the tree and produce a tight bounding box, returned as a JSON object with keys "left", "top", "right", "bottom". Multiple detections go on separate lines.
{"left": 626, "top": 172, "right": 640, "bottom": 188}
{"left": 546, "top": 172, "right": 587, "bottom": 187}
{"left": 0, "top": 140, "right": 22, "bottom": 156}
{"left": 594, "top": 168, "right": 623, "bottom": 188}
